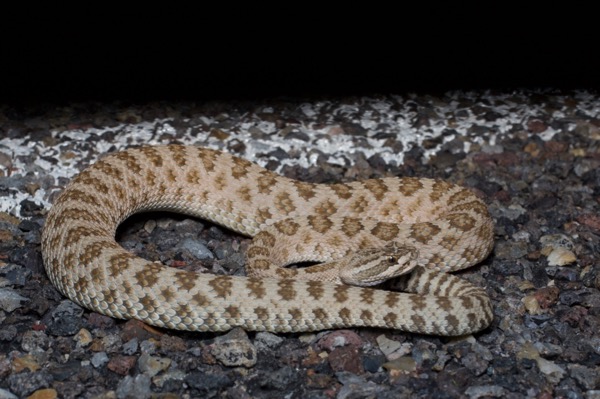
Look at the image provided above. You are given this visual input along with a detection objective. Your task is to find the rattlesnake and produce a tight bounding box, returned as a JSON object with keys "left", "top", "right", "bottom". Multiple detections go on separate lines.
{"left": 41, "top": 145, "right": 495, "bottom": 336}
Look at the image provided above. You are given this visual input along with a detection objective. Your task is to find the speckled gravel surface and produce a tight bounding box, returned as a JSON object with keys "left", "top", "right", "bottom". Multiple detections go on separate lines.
{"left": 1, "top": 91, "right": 600, "bottom": 398}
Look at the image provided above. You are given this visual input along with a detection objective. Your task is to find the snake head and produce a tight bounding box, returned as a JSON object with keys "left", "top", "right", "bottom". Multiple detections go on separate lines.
{"left": 339, "top": 242, "right": 419, "bottom": 287}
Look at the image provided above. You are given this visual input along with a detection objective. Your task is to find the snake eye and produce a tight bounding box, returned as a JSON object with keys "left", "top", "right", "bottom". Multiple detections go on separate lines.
{"left": 387, "top": 256, "right": 397, "bottom": 264}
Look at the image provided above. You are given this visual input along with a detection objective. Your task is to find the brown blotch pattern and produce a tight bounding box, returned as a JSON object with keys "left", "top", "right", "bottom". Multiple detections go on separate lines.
{"left": 289, "top": 308, "right": 303, "bottom": 321}
{"left": 313, "top": 308, "right": 328, "bottom": 321}
{"left": 189, "top": 292, "right": 208, "bottom": 307}
{"left": 255, "top": 207, "right": 273, "bottom": 224}
{"left": 254, "top": 307, "right": 269, "bottom": 321}
{"left": 236, "top": 185, "right": 252, "bottom": 203}
{"left": 330, "top": 183, "right": 353, "bottom": 200}
{"left": 398, "top": 177, "right": 425, "bottom": 197}
{"left": 139, "top": 146, "right": 163, "bottom": 167}
{"left": 385, "top": 292, "right": 399, "bottom": 308}
{"left": 410, "top": 314, "right": 426, "bottom": 331}
{"left": 161, "top": 287, "right": 176, "bottom": 303}
{"left": 334, "top": 285, "right": 350, "bottom": 303}
{"left": 340, "top": 217, "right": 364, "bottom": 237}
{"left": 277, "top": 279, "right": 297, "bottom": 301}
{"left": 274, "top": 220, "right": 300, "bottom": 236}
{"left": 447, "top": 188, "right": 474, "bottom": 205}
{"left": 350, "top": 195, "right": 369, "bottom": 213}
{"left": 409, "top": 222, "right": 442, "bottom": 244}
{"left": 134, "top": 263, "right": 162, "bottom": 287}
{"left": 199, "top": 150, "right": 216, "bottom": 172}
{"left": 362, "top": 179, "right": 389, "bottom": 201}
{"left": 225, "top": 305, "right": 241, "bottom": 320}
{"left": 257, "top": 171, "right": 277, "bottom": 194}
{"left": 115, "top": 151, "right": 142, "bottom": 174}
{"left": 360, "top": 310, "right": 373, "bottom": 323}
{"left": 209, "top": 276, "right": 234, "bottom": 298}
{"left": 307, "top": 215, "right": 334, "bottom": 234}
{"left": 174, "top": 272, "right": 197, "bottom": 291}
{"left": 246, "top": 279, "right": 266, "bottom": 299}
{"left": 339, "top": 307, "right": 352, "bottom": 323}
{"left": 370, "top": 223, "right": 400, "bottom": 241}
{"left": 314, "top": 199, "right": 337, "bottom": 216}
{"left": 445, "top": 213, "right": 476, "bottom": 232}
{"left": 383, "top": 312, "right": 398, "bottom": 327}
{"left": 168, "top": 145, "right": 188, "bottom": 167}
{"left": 107, "top": 252, "right": 133, "bottom": 277}
{"left": 429, "top": 180, "right": 452, "bottom": 202}
{"left": 274, "top": 191, "right": 296, "bottom": 214}
{"left": 360, "top": 289, "right": 375, "bottom": 305}
{"left": 230, "top": 157, "right": 251, "bottom": 179}
{"left": 186, "top": 169, "right": 200, "bottom": 184}
{"left": 293, "top": 181, "right": 317, "bottom": 201}
{"left": 306, "top": 280, "right": 324, "bottom": 300}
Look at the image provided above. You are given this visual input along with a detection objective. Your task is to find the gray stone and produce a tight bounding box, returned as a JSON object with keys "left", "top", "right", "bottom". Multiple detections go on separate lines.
{"left": 0, "top": 288, "right": 29, "bottom": 312}
{"left": 116, "top": 374, "right": 151, "bottom": 399}
{"left": 178, "top": 238, "right": 214, "bottom": 260}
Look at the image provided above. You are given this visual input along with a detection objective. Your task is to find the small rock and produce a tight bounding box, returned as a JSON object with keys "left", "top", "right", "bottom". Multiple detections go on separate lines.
{"left": 116, "top": 374, "right": 151, "bottom": 399}
{"left": 137, "top": 353, "right": 171, "bottom": 377}
{"left": 21, "top": 330, "right": 50, "bottom": 352}
{"left": 74, "top": 328, "right": 93, "bottom": 347}
{"left": 382, "top": 356, "right": 417, "bottom": 373}
{"left": 209, "top": 328, "right": 257, "bottom": 368}
{"left": 328, "top": 346, "right": 364, "bottom": 374}
{"left": 25, "top": 388, "right": 57, "bottom": 399}
{"left": 259, "top": 366, "right": 298, "bottom": 391}
{"left": 336, "top": 372, "right": 385, "bottom": 399}
{"left": 0, "top": 288, "right": 29, "bottom": 311}
{"left": 152, "top": 369, "right": 187, "bottom": 389}
{"left": 143, "top": 219, "right": 156, "bottom": 234}
{"left": 546, "top": 247, "right": 577, "bottom": 266}
{"left": 254, "top": 331, "right": 284, "bottom": 352}
{"left": 0, "top": 387, "right": 18, "bottom": 399}
{"left": 569, "top": 364, "right": 600, "bottom": 390}
{"left": 7, "top": 371, "right": 53, "bottom": 398}
{"left": 139, "top": 339, "right": 158, "bottom": 355}
{"left": 184, "top": 372, "right": 233, "bottom": 393}
{"left": 122, "top": 338, "right": 139, "bottom": 355}
{"left": 317, "top": 330, "right": 363, "bottom": 352}
{"left": 0, "top": 325, "right": 17, "bottom": 341}
{"left": 464, "top": 385, "right": 508, "bottom": 399}
{"left": 160, "top": 334, "right": 187, "bottom": 352}
{"left": 178, "top": 238, "right": 214, "bottom": 260}
{"left": 12, "top": 354, "right": 41, "bottom": 373}
{"left": 375, "top": 334, "right": 403, "bottom": 357}
{"left": 107, "top": 355, "right": 137, "bottom": 376}
{"left": 46, "top": 300, "right": 84, "bottom": 336}
{"left": 91, "top": 352, "right": 109, "bottom": 368}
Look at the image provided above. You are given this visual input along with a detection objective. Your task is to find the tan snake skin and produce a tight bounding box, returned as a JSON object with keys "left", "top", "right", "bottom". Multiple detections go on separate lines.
{"left": 41, "top": 145, "right": 495, "bottom": 335}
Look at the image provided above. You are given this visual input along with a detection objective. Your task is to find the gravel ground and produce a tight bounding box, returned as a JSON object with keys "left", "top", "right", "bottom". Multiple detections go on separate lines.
{"left": 1, "top": 91, "right": 600, "bottom": 398}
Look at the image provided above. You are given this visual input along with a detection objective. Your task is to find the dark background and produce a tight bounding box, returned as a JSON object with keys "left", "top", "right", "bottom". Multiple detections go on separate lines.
{"left": 2, "top": 16, "right": 599, "bottom": 104}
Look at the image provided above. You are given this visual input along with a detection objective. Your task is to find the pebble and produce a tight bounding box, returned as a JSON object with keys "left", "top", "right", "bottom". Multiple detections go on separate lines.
{"left": 0, "top": 388, "right": 18, "bottom": 399}
{"left": 46, "top": 300, "right": 83, "bottom": 336}
{"left": 208, "top": 328, "right": 257, "bottom": 368}
{"left": 115, "top": 374, "right": 151, "bottom": 399}
{"left": 0, "top": 288, "right": 29, "bottom": 312}
{"left": 137, "top": 353, "right": 171, "bottom": 377}
{"left": 177, "top": 238, "right": 214, "bottom": 260}
{"left": 336, "top": 372, "right": 385, "bottom": 399}
{"left": 90, "top": 352, "right": 109, "bottom": 368}
{"left": 254, "top": 331, "right": 284, "bottom": 351}
{"left": 122, "top": 338, "right": 138, "bottom": 355}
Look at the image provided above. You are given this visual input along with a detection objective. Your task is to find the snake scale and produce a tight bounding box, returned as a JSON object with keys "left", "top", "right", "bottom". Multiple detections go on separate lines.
{"left": 41, "top": 145, "right": 495, "bottom": 336}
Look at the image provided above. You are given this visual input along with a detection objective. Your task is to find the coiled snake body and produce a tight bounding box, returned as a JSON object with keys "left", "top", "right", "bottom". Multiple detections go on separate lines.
{"left": 42, "top": 145, "right": 494, "bottom": 335}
